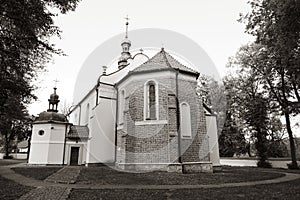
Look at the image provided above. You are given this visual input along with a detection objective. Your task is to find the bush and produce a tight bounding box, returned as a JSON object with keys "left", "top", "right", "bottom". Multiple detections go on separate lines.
{"left": 257, "top": 160, "right": 272, "bottom": 168}
{"left": 287, "top": 162, "right": 299, "bottom": 170}
{"left": 3, "top": 155, "right": 13, "bottom": 159}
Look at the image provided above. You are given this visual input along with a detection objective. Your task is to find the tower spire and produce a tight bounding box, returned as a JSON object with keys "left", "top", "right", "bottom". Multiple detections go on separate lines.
{"left": 118, "top": 15, "right": 132, "bottom": 69}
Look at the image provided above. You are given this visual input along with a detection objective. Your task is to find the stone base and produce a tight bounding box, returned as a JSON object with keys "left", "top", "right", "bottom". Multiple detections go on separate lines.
{"left": 182, "top": 162, "right": 213, "bottom": 173}
{"left": 115, "top": 162, "right": 213, "bottom": 173}
{"left": 213, "top": 165, "right": 223, "bottom": 172}
{"left": 85, "top": 162, "right": 114, "bottom": 167}
{"left": 116, "top": 163, "right": 169, "bottom": 172}
{"left": 167, "top": 163, "right": 183, "bottom": 173}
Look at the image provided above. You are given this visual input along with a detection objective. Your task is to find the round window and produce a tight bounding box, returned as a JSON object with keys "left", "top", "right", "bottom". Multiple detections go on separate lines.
{"left": 38, "top": 130, "right": 45, "bottom": 136}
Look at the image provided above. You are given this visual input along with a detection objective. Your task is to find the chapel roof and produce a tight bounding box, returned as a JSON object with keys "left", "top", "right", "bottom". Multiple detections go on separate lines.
{"left": 132, "top": 48, "right": 199, "bottom": 75}
{"left": 34, "top": 111, "right": 68, "bottom": 123}
{"left": 67, "top": 125, "right": 89, "bottom": 139}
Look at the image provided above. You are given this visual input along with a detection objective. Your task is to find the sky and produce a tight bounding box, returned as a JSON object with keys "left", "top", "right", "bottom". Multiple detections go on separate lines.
{"left": 28, "top": 0, "right": 254, "bottom": 116}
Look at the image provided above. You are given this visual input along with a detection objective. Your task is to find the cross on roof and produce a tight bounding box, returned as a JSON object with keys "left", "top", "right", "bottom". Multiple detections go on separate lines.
{"left": 125, "top": 15, "right": 130, "bottom": 38}
{"left": 54, "top": 79, "right": 59, "bottom": 88}
{"left": 125, "top": 15, "right": 130, "bottom": 23}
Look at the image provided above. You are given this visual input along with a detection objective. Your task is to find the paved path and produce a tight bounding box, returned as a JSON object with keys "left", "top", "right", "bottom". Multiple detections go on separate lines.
{"left": 0, "top": 163, "right": 300, "bottom": 199}
{"left": 45, "top": 166, "right": 81, "bottom": 184}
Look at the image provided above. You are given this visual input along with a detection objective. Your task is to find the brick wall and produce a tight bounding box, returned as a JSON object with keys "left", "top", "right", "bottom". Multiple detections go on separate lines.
{"left": 116, "top": 71, "right": 209, "bottom": 167}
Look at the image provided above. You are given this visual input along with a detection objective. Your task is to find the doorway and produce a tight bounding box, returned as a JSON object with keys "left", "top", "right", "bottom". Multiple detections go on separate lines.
{"left": 70, "top": 147, "right": 80, "bottom": 165}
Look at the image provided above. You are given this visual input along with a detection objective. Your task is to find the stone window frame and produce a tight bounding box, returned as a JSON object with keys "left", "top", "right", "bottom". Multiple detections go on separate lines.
{"left": 180, "top": 102, "right": 192, "bottom": 139}
{"left": 144, "top": 79, "right": 159, "bottom": 121}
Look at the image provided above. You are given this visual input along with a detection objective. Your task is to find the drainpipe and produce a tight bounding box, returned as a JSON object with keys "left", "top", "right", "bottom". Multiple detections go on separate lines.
{"left": 96, "top": 72, "right": 105, "bottom": 106}
{"left": 114, "top": 87, "right": 119, "bottom": 163}
{"left": 95, "top": 88, "right": 99, "bottom": 106}
{"left": 176, "top": 69, "right": 182, "bottom": 164}
{"left": 78, "top": 105, "right": 81, "bottom": 125}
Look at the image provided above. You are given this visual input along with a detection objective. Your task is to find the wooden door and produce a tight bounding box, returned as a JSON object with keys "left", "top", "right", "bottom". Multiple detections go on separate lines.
{"left": 70, "top": 147, "right": 79, "bottom": 165}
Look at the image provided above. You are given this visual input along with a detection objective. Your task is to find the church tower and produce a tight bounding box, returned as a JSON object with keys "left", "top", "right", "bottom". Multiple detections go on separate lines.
{"left": 118, "top": 16, "right": 131, "bottom": 69}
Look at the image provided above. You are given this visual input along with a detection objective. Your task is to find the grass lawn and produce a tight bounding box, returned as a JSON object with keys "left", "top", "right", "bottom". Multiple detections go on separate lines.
{"left": 0, "top": 175, "right": 33, "bottom": 200}
{"left": 12, "top": 167, "right": 62, "bottom": 180}
{"left": 76, "top": 166, "right": 284, "bottom": 185}
{"left": 68, "top": 178, "right": 300, "bottom": 200}
{"left": 69, "top": 166, "right": 300, "bottom": 199}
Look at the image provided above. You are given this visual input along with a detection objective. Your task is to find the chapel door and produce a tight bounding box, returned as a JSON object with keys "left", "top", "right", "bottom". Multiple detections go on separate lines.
{"left": 70, "top": 147, "right": 80, "bottom": 165}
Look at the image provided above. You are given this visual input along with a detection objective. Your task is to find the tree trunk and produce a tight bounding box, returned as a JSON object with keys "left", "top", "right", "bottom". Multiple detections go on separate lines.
{"left": 284, "top": 111, "right": 298, "bottom": 169}
{"left": 4, "top": 132, "right": 9, "bottom": 157}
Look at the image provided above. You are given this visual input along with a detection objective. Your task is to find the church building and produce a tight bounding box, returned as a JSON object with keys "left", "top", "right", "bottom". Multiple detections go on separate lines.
{"left": 28, "top": 22, "right": 220, "bottom": 173}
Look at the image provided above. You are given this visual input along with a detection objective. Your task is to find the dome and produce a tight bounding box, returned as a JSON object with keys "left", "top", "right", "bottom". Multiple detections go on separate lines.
{"left": 49, "top": 87, "right": 59, "bottom": 104}
{"left": 121, "top": 38, "right": 131, "bottom": 45}
{"left": 50, "top": 93, "right": 59, "bottom": 101}
{"left": 35, "top": 111, "right": 68, "bottom": 123}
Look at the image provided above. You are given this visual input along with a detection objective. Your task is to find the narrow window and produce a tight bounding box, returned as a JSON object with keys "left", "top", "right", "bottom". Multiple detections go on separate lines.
{"left": 180, "top": 103, "right": 192, "bottom": 138}
{"left": 149, "top": 84, "right": 156, "bottom": 120}
{"left": 144, "top": 80, "right": 158, "bottom": 120}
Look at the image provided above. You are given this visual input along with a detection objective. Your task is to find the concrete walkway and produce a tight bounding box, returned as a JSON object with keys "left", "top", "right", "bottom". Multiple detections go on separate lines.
{"left": 0, "top": 163, "right": 300, "bottom": 200}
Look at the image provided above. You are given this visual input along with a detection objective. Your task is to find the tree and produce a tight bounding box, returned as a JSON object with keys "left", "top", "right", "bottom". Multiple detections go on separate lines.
{"left": 197, "top": 75, "right": 227, "bottom": 135}
{"left": 240, "top": 0, "right": 300, "bottom": 168}
{"left": 244, "top": 93, "right": 271, "bottom": 167}
{"left": 267, "top": 116, "right": 287, "bottom": 158}
{"left": 218, "top": 75, "right": 248, "bottom": 157}
{"left": 0, "top": 95, "right": 32, "bottom": 157}
{"left": 219, "top": 111, "right": 247, "bottom": 157}
{"left": 59, "top": 99, "right": 74, "bottom": 119}
{"left": 0, "top": 0, "right": 81, "bottom": 156}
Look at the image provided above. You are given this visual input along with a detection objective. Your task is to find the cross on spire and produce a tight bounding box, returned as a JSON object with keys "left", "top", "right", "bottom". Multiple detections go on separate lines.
{"left": 54, "top": 79, "right": 59, "bottom": 88}
{"left": 125, "top": 15, "right": 130, "bottom": 39}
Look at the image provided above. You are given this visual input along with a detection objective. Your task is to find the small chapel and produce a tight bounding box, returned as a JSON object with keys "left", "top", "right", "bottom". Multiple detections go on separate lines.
{"left": 28, "top": 21, "right": 220, "bottom": 173}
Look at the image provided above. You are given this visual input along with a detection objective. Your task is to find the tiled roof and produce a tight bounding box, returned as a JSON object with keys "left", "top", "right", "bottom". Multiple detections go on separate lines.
{"left": 17, "top": 140, "right": 28, "bottom": 148}
{"left": 68, "top": 125, "right": 89, "bottom": 139}
{"left": 132, "top": 48, "right": 199, "bottom": 75}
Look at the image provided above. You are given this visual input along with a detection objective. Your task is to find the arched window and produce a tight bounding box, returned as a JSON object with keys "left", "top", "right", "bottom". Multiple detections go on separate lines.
{"left": 144, "top": 80, "right": 158, "bottom": 120}
{"left": 180, "top": 102, "right": 192, "bottom": 138}
{"left": 119, "top": 90, "right": 125, "bottom": 124}
{"left": 85, "top": 103, "right": 90, "bottom": 125}
{"left": 149, "top": 84, "right": 156, "bottom": 119}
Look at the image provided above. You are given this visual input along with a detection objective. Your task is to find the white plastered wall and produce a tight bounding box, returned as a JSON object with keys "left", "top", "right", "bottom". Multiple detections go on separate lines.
{"left": 86, "top": 89, "right": 116, "bottom": 164}
{"left": 206, "top": 115, "right": 220, "bottom": 166}
{"left": 29, "top": 123, "right": 66, "bottom": 165}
